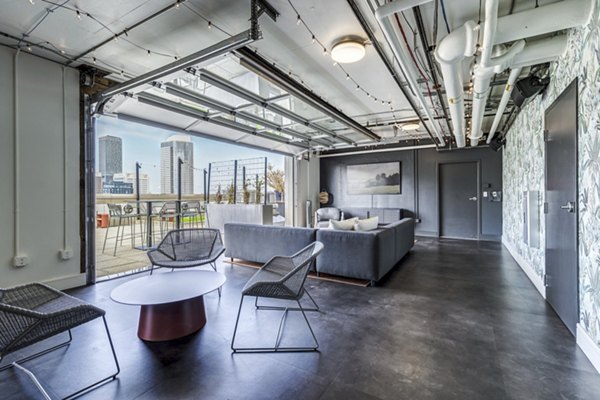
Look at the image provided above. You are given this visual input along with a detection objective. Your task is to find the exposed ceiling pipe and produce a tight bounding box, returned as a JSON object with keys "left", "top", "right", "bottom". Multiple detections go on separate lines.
{"left": 346, "top": 0, "right": 441, "bottom": 148}
{"left": 436, "top": 0, "right": 591, "bottom": 148}
{"left": 493, "top": 0, "right": 593, "bottom": 45}
{"left": 510, "top": 35, "right": 569, "bottom": 69}
{"left": 374, "top": 0, "right": 446, "bottom": 146}
{"left": 470, "top": 0, "right": 525, "bottom": 146}
{"left": 486, "top": 67, "right": 521, "bottom": 144}
{"left": 486, "top": 34, "right": 568, "bottom": 143}
{"left": 434, "top": 21, "right": 478, "bottom": 148}
{"left": 412, "top": 7, "right": 453, "bottom": 137}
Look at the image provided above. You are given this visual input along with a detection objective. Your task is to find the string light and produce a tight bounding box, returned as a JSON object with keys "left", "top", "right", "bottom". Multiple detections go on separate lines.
{"left": 296, "top": 15, "right": 301, "bottom": 25}
{"left": 27, "top": 44, "right": 32, "bottom": 51}
{"left": 208, "top": 21, "right": 212, "bottom": 29}
{"left": 147, "top": 50, "right": 151, "bottom": 56}
{"left": 92, "top": 57, "right": 97, "bottom": 64}
{"left": 28, "top": 0, "right": 35, "bottom": 4}
{"left": 311, "top": 35, "right": 316, "bottom": 44}
{"left": 76, "top": 10, "right": 81, "bottom": 20}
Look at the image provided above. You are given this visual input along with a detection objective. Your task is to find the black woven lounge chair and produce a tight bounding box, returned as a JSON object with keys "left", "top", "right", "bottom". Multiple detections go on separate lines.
{"left": 0, "top": 283, "right": 120, "bottom": 399}
{"left": 231, "top": 241, "right": 324, "bottom": 353}
{"left": 147, "top": 228, "right": 226, "bottom": 295}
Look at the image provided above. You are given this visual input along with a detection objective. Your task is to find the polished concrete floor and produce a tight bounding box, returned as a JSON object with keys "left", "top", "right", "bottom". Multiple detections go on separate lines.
{"left": 2, "top": 238, "right": 600, "bottom": 399}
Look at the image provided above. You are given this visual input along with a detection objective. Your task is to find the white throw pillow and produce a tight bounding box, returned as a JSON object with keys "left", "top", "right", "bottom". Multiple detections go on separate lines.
{"left": 354, "top": 216, "right": 379, "bottom": 231}
{"left": 329, "top": 217, "right": 358, "bottom": 230}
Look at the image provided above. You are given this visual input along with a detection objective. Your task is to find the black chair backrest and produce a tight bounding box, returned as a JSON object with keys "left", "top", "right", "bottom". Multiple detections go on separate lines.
{"left": 157, "top": 229, "right": 222, "bottom": 261}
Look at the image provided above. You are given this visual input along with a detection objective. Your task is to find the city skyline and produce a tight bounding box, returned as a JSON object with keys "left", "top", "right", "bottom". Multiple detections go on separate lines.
{"left": 95, "top": 116, "right": 284, "bottom": 195}
{"left": 98, "top": 135, "right": 122, "bottom": 184}
{"left": 160, "top": 135, "right": 194, "bottom": 195}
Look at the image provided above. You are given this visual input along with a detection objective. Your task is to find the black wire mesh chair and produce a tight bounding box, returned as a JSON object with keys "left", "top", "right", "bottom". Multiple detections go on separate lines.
{"left": 147, "top": 228, "right": 226, "bottom": 295}
{"left": 231, "top": 241, "right": 324, "bottom": 353}
{"left": 0, "top": 283, "right": 120, "bottom": 399}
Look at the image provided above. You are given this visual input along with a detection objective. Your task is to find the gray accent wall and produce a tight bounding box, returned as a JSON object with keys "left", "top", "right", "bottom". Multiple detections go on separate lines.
{"left": 319, "top": 146, "right": 502, "bottom": 240}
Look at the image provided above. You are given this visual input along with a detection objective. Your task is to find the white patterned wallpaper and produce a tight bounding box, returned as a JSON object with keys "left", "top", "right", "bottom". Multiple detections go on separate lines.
{"left": 503, "top": 1, "right": 600, "bottom": 344}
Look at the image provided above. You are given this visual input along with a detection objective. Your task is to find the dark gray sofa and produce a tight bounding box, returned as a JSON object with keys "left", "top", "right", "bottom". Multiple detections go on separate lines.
{"left": 224, "top": 224, "right": 316, "bottom": 264}
{"left": 224, "top": 218, "right": 415, "bottom": 284}
{"left": 315, "top": 218, "right": 415, "bottom": 283}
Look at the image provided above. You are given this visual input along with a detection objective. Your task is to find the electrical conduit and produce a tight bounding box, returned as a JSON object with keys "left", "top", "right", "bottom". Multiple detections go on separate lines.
{"left": 13, "top": 49, "right": 22, "bottom": 267}
{"left": 374, "top": 0, "right": 445, "bottom": 145}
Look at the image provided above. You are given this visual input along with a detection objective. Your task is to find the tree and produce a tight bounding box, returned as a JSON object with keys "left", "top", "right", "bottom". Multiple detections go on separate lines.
{"left": 255, "top": 176, "right": 264, "bottom": 204}
{"left": 242, "top": 179, "right": 251, "bottom": 204}
{"left": 215, "top": 184, "right": 223, "bottom": 204}
{"left": 267, "top": 164, "right": 285, "bottom": 201}
{"left": 226, "top": 183, "right": 235, "bottom": 204}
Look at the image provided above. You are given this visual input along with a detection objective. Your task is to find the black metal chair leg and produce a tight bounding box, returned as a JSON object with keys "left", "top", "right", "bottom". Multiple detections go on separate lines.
{"left": 62, "top": 316, "right": 120, "bottom": 400}
{"left": 231, "top": 296, "right": 245, "bottom": 352}
{"left": 0, "top": 330, "right": 73, "bottom": 372}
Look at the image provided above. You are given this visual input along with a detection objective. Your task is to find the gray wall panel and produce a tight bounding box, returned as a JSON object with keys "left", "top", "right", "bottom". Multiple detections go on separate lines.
{"left": 319, "top": 147, "right": 502, "bottom": 240}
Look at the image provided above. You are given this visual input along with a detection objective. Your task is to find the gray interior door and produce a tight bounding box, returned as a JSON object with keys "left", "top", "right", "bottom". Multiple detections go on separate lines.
{"left": 545, "top": 79, "right": 578, "bottom": 336}
{"left": 439, "top": 162, "right": 479, "bottom": 239}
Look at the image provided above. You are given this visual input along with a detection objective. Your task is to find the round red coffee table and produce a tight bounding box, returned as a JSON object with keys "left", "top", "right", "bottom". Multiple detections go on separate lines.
{"left": 110, "top": 270, "right": 226, "bottom": 341}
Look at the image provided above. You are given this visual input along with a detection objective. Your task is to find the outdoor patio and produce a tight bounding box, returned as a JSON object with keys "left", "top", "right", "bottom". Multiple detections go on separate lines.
{"left": 95, "top": 224, "right": 156, "bottom": 279}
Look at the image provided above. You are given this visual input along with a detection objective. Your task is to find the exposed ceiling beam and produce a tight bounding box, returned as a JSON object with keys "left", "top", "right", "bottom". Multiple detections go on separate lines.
{"left": 234, "top": 47, "right": 381, "bottom": 142}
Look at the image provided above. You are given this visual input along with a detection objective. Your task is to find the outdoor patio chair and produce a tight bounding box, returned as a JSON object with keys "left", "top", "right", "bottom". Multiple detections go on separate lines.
{"left": 181, "top": 201, "right": 205, "bottom": 229}
{"left": 147, "top": 228, "right": 226, "bottom": 295}
{"left": 231, "top": 241, "right": 324, "bottom": 353}
{"left": 102, "top": 203, "right": 145, "bottom": 256}
{"left": 0, "top": 283, "right": 120, "bottom": 399}
{"left": 158, "top": 201, "right": 181, "bottom": 239}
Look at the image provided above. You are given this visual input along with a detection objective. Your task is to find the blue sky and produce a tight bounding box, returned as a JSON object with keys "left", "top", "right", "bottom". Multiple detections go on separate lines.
{"left": 96, "top": 117, "right": 285, "bottom": 194}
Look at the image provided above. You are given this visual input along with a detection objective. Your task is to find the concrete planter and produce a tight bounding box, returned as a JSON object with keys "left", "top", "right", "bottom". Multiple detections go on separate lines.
{"left": 206, "top": 204, "right": 273, "bottom": 232}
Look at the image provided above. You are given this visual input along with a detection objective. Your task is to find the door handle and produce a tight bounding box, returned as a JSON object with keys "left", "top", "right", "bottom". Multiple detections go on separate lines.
{"left": 560, "top": 201, "right": 575, "bottom": 213}
{"left": 468, "top": 197, "right": 478, "bottom": 201}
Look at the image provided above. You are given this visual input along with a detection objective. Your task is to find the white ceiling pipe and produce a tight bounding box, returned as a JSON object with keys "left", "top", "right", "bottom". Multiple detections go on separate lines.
{"left": 494, "top": 0, "right": 593, "bottom": 45}
{"left": 374, "top": 0, "right": 446, "bottom": 145}
{"left": 511, "top": 35, "right": 569, "bottom": 69}
{"left": 486, "top": 67, "right": 522, "bottom": 144}
{"left": 470, "top": 39, "right": 525, "bottom": 146}
{"left": 486, "top": 34, "right": 568, "bottom": 143}
{"left": 434, "top": 21, "right": 478, "bottom": 148}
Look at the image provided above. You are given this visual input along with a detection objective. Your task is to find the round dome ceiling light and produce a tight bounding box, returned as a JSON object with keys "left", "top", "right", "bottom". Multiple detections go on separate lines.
{"left": 401, "top": 122, "right": 421, "bottom": 131}
{"left": 331, "top": 40, "right": 366, "bottom": 64}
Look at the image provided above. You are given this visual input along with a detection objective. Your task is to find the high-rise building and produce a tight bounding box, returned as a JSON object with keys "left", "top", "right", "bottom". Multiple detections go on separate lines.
{"left": 113, "top": 172, "right": 150, "bottom": 195}
{"left": 160, "top": 135, "right": 194, "bottom": 194}
{"left": 98, "top": 135, "right": 123, "bottom": 183}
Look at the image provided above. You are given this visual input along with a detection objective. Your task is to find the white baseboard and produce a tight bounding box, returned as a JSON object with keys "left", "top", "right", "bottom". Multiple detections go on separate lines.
{"left": 577, "top": 324, "right": 600, "bottom": 374}
{"left": 502, "top": 236, "right": 546, "bottom": 298}
{"left": 43, "top": 273, "right": 86, "bottom": 290}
